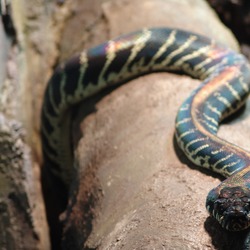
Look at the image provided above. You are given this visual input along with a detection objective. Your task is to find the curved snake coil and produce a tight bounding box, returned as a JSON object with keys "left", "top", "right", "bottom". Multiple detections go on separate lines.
{"left": 41, "top": 28, "right": 250, "bottom": 231}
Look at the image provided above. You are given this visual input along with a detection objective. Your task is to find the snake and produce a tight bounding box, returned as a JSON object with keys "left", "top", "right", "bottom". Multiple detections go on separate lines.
{"left": 41, "top": 27, "right": 250, "bottom": 232}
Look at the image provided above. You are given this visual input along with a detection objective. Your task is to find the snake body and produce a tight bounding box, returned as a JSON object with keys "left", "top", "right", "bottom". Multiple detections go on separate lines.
{"left": 41, "top": 28, "right": 250, "bottom": 231}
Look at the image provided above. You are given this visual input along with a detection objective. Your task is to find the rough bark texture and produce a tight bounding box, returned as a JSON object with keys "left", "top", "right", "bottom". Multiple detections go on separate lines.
{"left": 0, "top": 10, "right": 50, "bottom": 250}
{"left": 54, "top": 0, "right": 249, "bottom": 249}
{"left": 0, "top": 114, "right": 50, "bottom": 250}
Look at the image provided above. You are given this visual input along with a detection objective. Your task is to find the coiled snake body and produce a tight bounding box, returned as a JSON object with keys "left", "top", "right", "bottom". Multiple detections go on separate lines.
{"left": 41, "top": 28, "right": 250, "bottom": 231}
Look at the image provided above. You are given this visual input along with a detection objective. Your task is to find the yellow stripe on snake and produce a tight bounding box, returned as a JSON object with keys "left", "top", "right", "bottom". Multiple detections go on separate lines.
{"left": 41, "top": 28, "right": 250, "bottom": 231}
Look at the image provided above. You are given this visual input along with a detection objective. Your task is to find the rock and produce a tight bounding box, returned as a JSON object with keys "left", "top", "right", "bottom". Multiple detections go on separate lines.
{"left": 0, "top": 21, "right": 10, "bottom": 88}
{"left": 0, "top": 114, "right": 50, "bottom": 250}
{"left": 0, "top": 3, "right": 51, "bottom": 249}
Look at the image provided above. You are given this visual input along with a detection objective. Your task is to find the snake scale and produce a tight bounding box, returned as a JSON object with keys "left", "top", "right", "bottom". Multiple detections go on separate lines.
{"left": 41, "top": 28, "right": 250, "bottom": 231}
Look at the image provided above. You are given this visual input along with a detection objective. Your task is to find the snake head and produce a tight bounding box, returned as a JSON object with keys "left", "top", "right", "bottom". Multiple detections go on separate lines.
{"left": 206, "top": 186, "right": 250, "bottom": 231}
